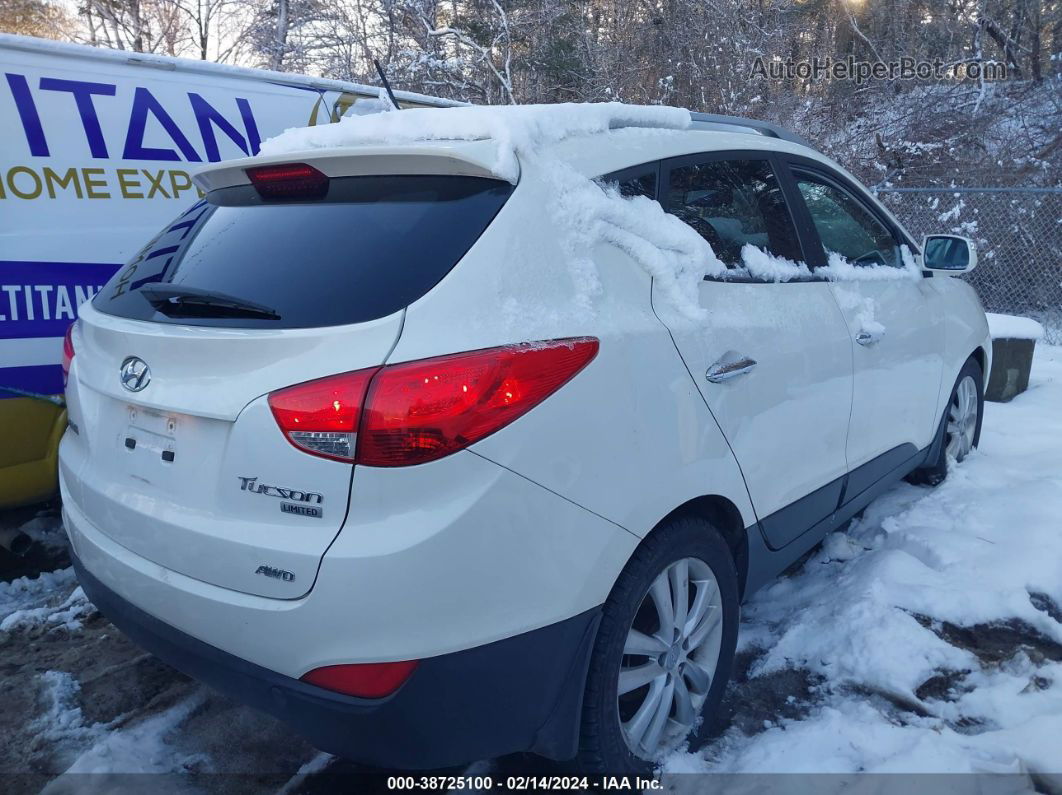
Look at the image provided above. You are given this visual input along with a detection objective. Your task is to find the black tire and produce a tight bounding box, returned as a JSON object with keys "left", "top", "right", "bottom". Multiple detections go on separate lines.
{"left": 908, "top": 357, "right": 984, "bottom": 486}
{"left": 574, "top": 516, "right": 739, "bottom": 774}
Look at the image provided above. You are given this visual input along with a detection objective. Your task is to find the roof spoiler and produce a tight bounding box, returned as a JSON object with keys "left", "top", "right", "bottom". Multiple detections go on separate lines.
{"left": 193, "top": 146, "right": 509, "bottom": 193}
{"left": 689, "top": 112, "right": 813, "bottom": 149}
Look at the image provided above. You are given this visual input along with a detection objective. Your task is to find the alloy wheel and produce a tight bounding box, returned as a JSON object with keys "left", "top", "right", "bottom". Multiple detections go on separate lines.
{"left": 946, "top": 375, "right": 978, "bottom": 461}
{"left": 617, "top": 557, "right": 723, "bottom": 759}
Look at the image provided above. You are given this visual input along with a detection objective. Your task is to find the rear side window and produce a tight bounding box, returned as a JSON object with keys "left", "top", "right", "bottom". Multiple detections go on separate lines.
{"left": 599, "top": 165, "right": 657, "bottom": 200}
{"left": 93, "top": 175, "right": 513, "bottom": 329}
{"left": 615, "top": 172, "right": 657, "bottom": 200}
{"left": 664, "top": 159, "right": 802, "bottom": 267}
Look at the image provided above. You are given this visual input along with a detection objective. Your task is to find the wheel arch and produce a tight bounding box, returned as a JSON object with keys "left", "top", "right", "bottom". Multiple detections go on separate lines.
{"left": 971, "top": 345, "right": 989, "bottom": 387}
{"left": 648, "top": 495, "right": 750, "bottom": 599}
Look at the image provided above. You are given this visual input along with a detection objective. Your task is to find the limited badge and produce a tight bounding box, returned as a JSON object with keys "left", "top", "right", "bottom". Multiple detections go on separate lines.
{"left": 281, "top": 502, "right": 323, "bottom": 518}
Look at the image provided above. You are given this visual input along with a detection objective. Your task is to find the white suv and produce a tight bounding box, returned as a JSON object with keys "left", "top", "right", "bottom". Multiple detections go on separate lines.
{"left": 59, "top": 106, "right": 990, "bottom": 774}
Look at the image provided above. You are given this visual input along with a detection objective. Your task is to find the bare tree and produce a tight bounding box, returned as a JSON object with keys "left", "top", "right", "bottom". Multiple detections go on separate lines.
{"left": 4, "top": 0, "right": 1057, "bottom": 186}
{"left": 171, "top": 0, "right": 253, "bottom": 61}
{"left": 0, "top": 0, "right": 73, "bottom": 38}
{"left": 79, "top": 0, "right": 187, "bottom": 52}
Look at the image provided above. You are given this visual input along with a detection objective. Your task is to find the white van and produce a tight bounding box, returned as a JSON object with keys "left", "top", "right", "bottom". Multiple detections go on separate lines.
{"left": 0, "top": 33, "right": 454, "bottom": 507}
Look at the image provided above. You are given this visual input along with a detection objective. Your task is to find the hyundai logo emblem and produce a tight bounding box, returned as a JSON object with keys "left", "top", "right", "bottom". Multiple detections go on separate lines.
{"left": 120, "top": 357, "right": 151, "bottom": 392}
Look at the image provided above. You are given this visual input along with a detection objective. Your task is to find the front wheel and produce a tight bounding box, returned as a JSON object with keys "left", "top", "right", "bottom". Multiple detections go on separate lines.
{"left": 575, "top": 516, "right": 739, "bottom": 774}
{"left": 909, "top": 357, "right": 984, "bottom": 486}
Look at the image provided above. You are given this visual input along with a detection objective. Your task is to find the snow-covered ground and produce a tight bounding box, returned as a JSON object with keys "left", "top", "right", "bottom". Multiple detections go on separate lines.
{"left": 669, "top": 344, "right": 1062, "bottom": 780}
{"left": 2, "top": 347, "right": 1060, "bottom": 788}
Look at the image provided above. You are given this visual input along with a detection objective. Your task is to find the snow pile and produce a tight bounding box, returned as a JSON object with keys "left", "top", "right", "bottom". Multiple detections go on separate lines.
{"left": 666, "top": 346, "right": 1062, "bottom": 776}
{"left": 735, "top": 245, "right": 921, "bottom": 284}
{"left": 0, "top": 567, "right": 75, "bottom": 616}
{"left": 818, "top": 246, "right": 923, "bottom": 281}
{"left": 32, "top": 671, "right": 105, "bottom": 747}
{"left": 0, "top": 569, "right": 94, "bottom": 632}
{"left": 57, "top": 692, "right": 208, "bottom": 776}
{"left": 550, "top": 177, "right": 728, "bottom": 318}
{"left": 31, "top": 671, "right": 208, "bottom": 787}
{"left": 736, "top": 245, "right": 811, "bottom": 282}
{"left": 260, "top": 102, "right": 690, "bottom": 183}
{"left": 987, "top": 313, "right": 1045, "bottom": 341}
{"left": 276, "top": 752, "right": 335, "bottom": 795}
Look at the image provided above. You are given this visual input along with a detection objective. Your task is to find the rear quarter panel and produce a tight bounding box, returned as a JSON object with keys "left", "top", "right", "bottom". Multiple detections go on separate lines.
{"left": 386, "top": 167, "right": 757, "bottom": 547}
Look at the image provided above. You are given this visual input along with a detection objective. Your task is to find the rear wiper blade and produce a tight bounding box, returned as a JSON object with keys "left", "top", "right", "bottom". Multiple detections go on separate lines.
{"left": 134, "top": 285, "right": 281, "bottom": 320}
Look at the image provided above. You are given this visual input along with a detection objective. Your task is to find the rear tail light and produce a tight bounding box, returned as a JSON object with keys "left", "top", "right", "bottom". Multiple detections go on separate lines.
{"left": 360, "top": 338, "right": 599, "bottom": 466}
{"left": 246, "top": 162, "right": 328, "bottom": 200}
{"left": 268, "top": 338, "right": 599, "bottom": 466}
{"left": 61, "top": 322, "right": 76, "bottom": 386}
{"left": 301, "top": 660, "right": 418, "bottom": 698}
{"left": 268, "top": 368, "right": 379, "bottom": 462}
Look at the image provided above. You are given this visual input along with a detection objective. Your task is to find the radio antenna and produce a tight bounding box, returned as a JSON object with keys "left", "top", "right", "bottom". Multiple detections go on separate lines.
{"left": 373, "top": 59, "right": 401, "bottom": 110}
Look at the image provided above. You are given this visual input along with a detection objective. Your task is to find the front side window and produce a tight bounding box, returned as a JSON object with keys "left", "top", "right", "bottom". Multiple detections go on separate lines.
{"left": 664, "top": 159, "right": 802, "bottom": 267}
{"left": 795, "top": 173, "right": 901, "bottom": 268}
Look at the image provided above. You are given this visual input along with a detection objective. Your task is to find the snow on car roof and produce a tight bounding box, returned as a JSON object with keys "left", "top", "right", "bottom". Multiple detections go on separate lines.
{"left": 258, "top": 102, "right": 692, "bottom": 183}
{"left": 198, "top": 102, "right": 919, "bottom": 325}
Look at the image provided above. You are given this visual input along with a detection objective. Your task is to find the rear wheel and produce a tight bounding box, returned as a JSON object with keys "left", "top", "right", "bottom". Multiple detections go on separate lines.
{"left": 908, "top": 358, "right": 984, "bottom": 486}
{"left": 575, "top": 516, "right": 739, "bottom": 774}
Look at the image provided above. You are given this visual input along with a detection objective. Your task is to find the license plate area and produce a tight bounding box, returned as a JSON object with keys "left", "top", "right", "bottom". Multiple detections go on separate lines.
{"left": 123, "top": 406, "right": 178, "bottom": 463}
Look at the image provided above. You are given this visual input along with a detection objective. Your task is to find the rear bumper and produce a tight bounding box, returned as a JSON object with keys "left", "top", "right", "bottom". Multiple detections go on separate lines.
{"left": 73, "top": 550, "right": 600, "bottom": 769}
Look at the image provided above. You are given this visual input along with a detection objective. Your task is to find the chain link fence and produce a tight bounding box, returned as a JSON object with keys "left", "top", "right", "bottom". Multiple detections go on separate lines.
{"left": 873, "top": 187, "right": 1062, "bottom": 344}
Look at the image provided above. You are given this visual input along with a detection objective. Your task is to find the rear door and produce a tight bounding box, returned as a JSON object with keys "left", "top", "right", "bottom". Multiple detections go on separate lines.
{"left": 61, "top": 173, "right": 512, "bottom": 598}
{"left": 652, "top": 152, "right": 854, "bottom": 550}
{"left": 784, "top": 160, "right": 944, "bottom": 490}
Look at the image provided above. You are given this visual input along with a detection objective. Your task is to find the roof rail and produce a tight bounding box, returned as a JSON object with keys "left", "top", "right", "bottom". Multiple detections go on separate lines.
{"left": 689, "top": 112, "right": 812, "bottom": 149}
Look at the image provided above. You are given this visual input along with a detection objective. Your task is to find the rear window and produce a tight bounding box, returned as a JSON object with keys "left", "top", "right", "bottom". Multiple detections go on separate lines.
{"left": 93, "top": 175, "right": 513, "bottom": 329}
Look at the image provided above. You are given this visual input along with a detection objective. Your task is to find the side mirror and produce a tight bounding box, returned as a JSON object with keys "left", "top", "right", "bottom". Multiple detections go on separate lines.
{"left": 921, "top": 234, "right": 977, "bottom": 274}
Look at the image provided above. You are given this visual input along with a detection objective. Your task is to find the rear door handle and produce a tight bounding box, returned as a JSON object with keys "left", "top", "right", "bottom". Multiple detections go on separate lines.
{"left": 706, "top": 355, "right": 757, "bottom": 383}
{"left": 856, "top": 327, "right": 885, "bottom": 346}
